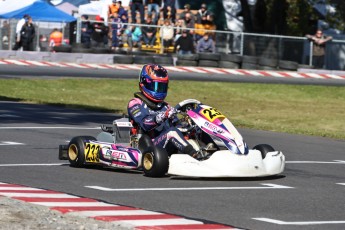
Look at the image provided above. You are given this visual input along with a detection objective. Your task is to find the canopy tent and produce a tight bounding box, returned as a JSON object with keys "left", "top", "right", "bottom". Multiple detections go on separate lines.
{"left": 0, "top": 0, "right": 76, "bottom": 22}
{"left": 0, "top": 0, "right": 37, "bottom": 15}
{"left": 56, "top": 2, "right": 78, "bottom": 16}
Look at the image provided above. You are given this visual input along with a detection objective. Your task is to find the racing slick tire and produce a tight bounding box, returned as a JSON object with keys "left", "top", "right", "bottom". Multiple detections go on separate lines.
{"left": 253, "top": 144, "right": 275, "bottom": 159}
{"left": 142, "top": 146, "right": 169, "bottom": 177}
{"left": 68, "top": 136, "right": 97, "bottom": 167}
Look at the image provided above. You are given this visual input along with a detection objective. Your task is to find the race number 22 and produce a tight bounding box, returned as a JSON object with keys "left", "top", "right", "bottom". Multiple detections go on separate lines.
{"left": 85, "top": 143, "right": 100, "bottom": 162}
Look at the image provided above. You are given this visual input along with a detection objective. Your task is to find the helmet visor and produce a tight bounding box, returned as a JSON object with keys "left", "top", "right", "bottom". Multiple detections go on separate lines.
{"left": 145, "top": 81, "right": 168, "bottom": 93}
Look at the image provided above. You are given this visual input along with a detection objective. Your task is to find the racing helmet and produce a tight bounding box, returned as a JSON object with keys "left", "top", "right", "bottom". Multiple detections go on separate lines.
{"left": 139, "top": 64, "right": 169, "bottom": 102}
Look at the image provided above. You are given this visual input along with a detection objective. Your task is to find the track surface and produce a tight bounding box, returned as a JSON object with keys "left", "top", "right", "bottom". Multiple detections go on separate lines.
{"left": 1, "top": 101, "right": 344, "bottom": 230}
{"left": 0, "top": 66, "right": 344, "bottom": 229}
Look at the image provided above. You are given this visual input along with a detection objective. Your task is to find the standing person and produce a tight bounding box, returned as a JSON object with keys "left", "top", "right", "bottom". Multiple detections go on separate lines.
{"left": 162, "top": 0, "right": 176, "bottom": 23}
{"left": 20, "top": 16, "right": 35, "bottom": 51}
{"left": 110, "top": 12, "right": 122, "bottom": 50}
{"left": 81, "top": 15, "right": 92, "bottom": 48}
{"left": 130, "top": 0, "right": 145, "bottom": 24}
{"left": 179, "top": 4, "right": 194, "bottom": 23}
{"left": 306, "top": 29, "right": 333, "bottom": 69}
{"left": 127, "top": 64, "right": 202, "bottom": 159}
{"left": 196, "top": 33, "right": 215, "bottom": 53}
{"left": 13, "top": 14, "right": 29, "bottom": 50}
{"left": 91, "top": 15, "right": 109, "bottom": 48}
{"left": 142, "top": 16, "right": 157, "bottom": 47}
{"left": 174, "top": 30, "right": 194, "bottom": 55}
{"left": 160, "top": 19, "right": 174, "bottom": 52}
{"left": 146, "top": 0, "right": 161, "bottom": 24}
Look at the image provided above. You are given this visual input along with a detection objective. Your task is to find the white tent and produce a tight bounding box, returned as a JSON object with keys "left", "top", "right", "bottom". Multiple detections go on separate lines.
{"left": 56, "top": 2, "right": 78, "bottom": 16}
{"left": 0, "top": 0, "right": 37, "bottom": 15}
{"left": 78, "top": 0, "right": 129, "bottom": 19}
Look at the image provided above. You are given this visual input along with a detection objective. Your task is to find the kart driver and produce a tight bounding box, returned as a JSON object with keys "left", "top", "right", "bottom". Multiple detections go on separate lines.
{"left": 127, "top": 64, "right": 200, "bottom": 159}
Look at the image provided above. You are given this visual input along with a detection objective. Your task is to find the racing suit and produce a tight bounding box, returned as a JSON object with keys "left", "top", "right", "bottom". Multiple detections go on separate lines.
{"left": 127, "top": 92, "right": 195, "bottom": 156}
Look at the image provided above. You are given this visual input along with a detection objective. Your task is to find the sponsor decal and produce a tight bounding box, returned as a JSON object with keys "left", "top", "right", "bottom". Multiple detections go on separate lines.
{"left": 204, "top": 121, "right": 224, "bottom": 134}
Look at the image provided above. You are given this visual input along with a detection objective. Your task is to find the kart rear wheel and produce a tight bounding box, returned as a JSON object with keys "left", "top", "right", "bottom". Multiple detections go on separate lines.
{"left": 68, "top": 136, "right": 97, "bottom": 167}
{"left": 142, "top": 146, "right": 169, "bottom": 177}
{"left": 253, "top": 144, "right": 275, "bottom": 159}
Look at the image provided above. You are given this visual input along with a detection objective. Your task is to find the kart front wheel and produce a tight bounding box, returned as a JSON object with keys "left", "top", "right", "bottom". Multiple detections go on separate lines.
{"left": 142, "top": 146, "right": 169, "bottom": 177}
{"left": 253, "top": 144, "right": 275, "bottom": 159}
{"left": 68, "top": 136, "right": 97, "bottom": 167}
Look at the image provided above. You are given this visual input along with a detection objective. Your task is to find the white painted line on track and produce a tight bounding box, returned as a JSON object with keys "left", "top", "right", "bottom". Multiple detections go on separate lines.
{"left": 286, "top": 160, "right": 345, "bottom": 164}
{"left": 0, "top": 141, "right": 24, "bottom": 146}
{"left": 253, "top": 218, "right": 345, "bottom": 225}
{"left": 67, "top": 210, "right": 162, "bottom": 217}
{"left": 0, "top": 163, "right": 68, "bottom": 167}
{"left": 0, "top": 127, "right": 98, "bottom": 129}
{"left": 114, "top": 218, "right": 203, "bottom": 227}
{"left": 336, "top": 183, "right": 345, "bottom": 186}
{"left": 32, "top": 202, "right": 116, "bottom": 207}
{"left": 0, "top": 187, "right": 43, "bottom": 191}
{"left": 85, "top": 183, "right": 293, "bottom": 192}
{"left": 0, "top": 193, "right": 77, "bottom": 198}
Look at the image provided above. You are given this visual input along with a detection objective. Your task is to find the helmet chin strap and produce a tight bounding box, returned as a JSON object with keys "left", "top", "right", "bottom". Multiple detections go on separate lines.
{"left": 134, "top": 92, "right": 166, "bottom": 111}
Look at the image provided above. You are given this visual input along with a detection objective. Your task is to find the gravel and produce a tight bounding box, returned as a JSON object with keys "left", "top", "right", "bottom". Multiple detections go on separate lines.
{"left": 0, "top": 197, "right": 132, "bottom": 230}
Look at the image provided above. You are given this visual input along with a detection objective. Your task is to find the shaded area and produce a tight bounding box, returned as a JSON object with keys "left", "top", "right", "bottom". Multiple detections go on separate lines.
{"left": 0, "top": 100, "right": 121, "bottom": 125}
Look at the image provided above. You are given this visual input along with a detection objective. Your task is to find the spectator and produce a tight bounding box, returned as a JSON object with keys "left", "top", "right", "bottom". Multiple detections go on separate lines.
{"left": 130, "top": 0, "right": 145, "bottom": 24}
{"left": 110, "top": 11, "right": 122, "bottom": 50}
{"left": 81, "top": 15, "right": 92, "bottom": 48}
{"left": 306, "top": 29, "right": 332, "bottom": 69}
{"left": 117, "top": 1, "right": 128, "bottom": 19}
{"left": 49, "top": 28, "right": 63, "bottom": 51}
{"left": 183, "top": 12, "right": 195, "bottom": 36}
{"left": 174, "top": 18, "right": 186, "bottom": 41}
{"left": 195, "top": 13, "right": 216, "bottom": 41}
{"left": 160, "top": 19, "right": 174, "bottom": 51}
{"left": 196, "top": 33, "right": 215, "bottom": 53}
{"left": 179, "top": 4, "right": 194, "bottom": 23}
{"left": 13, "top": 14, "right": 29, "bottom": 50}
{"left": 20, "top": 16, "right": 35, "bottom": 51}
{"left": 142, "top": 16, "right": 157, "bottom": 47}
{"left": 146, "top": 0, "right": 161, "bottom": 24}
{"left": 174, "top": 30, "right": 194, "bottom": 55}
{"left": 124, "top": 25, "right": 142, "bottom": 52}
{"left": 91, "top": 15, "right": 109, "bottom": 48}
{"left": 1, "top": 20, "right": 10, "bottom": 50}
{"left": 195, "top": 3, "right": 209, "bottom": 24}
{"left": 118, "top": 13, "right": 129, "bottom": 47}
{"left": 108, "top": 0, "right": 119, "bottom": 19}
{"left": 162, "top": 0, "right": 176, "bottom": 23}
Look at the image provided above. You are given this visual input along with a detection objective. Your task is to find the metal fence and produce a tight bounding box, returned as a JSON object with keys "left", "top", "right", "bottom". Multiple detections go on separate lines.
{"left": 1, "top": 18, "right": 345, "bottom": 70}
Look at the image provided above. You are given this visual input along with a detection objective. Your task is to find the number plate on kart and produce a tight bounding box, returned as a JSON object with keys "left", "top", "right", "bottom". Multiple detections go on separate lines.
{"left": 201, "top": 107, "right": 225, "bottom": 122}
{"left": 85, "top": 143, "right": 100, "bottom": 163}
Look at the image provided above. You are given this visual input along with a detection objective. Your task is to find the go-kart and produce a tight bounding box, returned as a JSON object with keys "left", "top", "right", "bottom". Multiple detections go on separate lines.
{"left": 58, "top": 99, "right": 285, "bottom": 178}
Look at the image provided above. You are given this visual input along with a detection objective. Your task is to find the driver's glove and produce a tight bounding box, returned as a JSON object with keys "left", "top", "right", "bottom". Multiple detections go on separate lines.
{"left": 166, "top": 107, "right": 177, "bottom": 119}
{"left": 155, "top": 111, "right": 167, "bottom": 124}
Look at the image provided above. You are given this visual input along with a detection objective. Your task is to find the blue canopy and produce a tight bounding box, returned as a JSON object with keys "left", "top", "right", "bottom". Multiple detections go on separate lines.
{"left": 0, "top": 0, "right": 76, "bottom": 22}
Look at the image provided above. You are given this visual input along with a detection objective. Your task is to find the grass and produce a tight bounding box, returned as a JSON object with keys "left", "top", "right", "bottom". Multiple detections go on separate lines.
{"left": 0, "top": 78, "right": 344, "bottom": 140}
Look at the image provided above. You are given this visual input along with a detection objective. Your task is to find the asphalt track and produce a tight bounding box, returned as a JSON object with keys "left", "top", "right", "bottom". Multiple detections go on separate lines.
{"left": 0, "top": 66, "right": 345, "bottom": 229}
